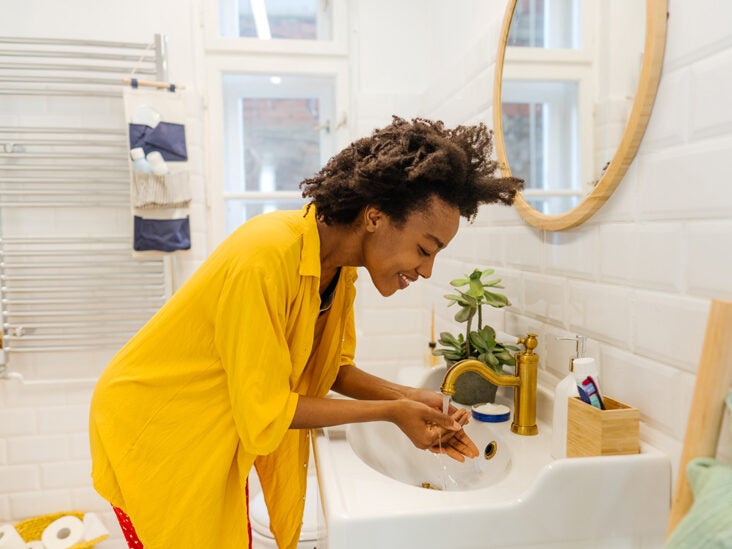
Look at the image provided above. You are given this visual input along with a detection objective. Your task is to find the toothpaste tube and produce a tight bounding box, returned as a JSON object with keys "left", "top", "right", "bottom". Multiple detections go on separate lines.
{"left": 578, "top": 375, "right": 605, "bottom": 410}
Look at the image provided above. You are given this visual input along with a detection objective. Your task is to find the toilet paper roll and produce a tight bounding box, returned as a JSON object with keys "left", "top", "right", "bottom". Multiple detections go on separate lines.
{"left": 82, "top": 512, "right": 109, "bottom": 542}
{"left": 0, "top": 524, "right": 25, "bottom": 549}
{"left": 40, "top": 516, "right": 84, "bottom": 549}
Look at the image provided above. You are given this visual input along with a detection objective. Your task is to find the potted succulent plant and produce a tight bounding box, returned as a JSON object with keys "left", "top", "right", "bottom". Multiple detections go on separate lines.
{"left": 433, "top": 267, "right": 519, "bottom": 404}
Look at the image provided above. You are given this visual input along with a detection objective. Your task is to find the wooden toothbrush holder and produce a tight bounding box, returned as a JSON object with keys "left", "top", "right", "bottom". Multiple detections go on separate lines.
{"left": 566, "top": 396, "right": 640, "bottom": 457}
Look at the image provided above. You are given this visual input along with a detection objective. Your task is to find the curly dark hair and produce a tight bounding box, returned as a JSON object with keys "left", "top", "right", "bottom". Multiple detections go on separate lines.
{"left": 300, "top": 116, "right": 523, "bottom": 226}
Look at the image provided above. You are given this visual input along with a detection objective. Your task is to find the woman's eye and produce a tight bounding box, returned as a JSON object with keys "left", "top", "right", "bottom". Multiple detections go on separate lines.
{"left": 419, "top": 247, "right": 430, "bottom": 257}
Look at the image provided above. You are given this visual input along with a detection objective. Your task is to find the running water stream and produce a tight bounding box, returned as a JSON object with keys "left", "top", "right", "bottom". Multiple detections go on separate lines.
{"left": 437, "top": 392, "right": 483, "bottom": 489}
{"left": 435, "top": 393, "right": 457, "bottom": 490}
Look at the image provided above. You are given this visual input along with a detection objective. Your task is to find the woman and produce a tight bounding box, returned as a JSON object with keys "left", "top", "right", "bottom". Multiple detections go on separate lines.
{"left": 89, "top": 116, "right": 522, "bottom": 548}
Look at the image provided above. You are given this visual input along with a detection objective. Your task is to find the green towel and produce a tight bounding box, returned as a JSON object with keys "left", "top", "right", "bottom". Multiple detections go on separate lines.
{"left": 667, "top": 393, "right": 732, "bottom": 549}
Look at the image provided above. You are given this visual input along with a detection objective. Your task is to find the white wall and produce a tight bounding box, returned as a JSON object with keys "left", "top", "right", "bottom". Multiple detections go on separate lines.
{"left": 349, "top": 0, "right": 507, "bottom": 380}
{"left": 0, "top": 2, "right": 207, "bottom": 546}
{"left": 2, "top": 0, "right": 732, "bottom": 546}
{"left": 353, "top": 0, "right": 732, "bottom": 487}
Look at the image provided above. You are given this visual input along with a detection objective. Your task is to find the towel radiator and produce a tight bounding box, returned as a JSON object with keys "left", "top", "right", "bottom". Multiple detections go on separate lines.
{"left": 0, "top": 35, "right": 172, "bottom": 374}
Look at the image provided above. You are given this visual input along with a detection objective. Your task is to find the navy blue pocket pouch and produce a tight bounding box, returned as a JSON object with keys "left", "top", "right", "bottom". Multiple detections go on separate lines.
{"left": 129, "top": 122, "right": 188, "bottom": 161}
{"left": 134, "top": 216, "right": 191, "bottom": 252}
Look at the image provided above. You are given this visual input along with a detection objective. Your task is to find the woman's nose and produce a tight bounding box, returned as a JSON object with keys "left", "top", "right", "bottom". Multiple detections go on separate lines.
{"left": 416, "top": 256, "right": 435, "bottom": 279}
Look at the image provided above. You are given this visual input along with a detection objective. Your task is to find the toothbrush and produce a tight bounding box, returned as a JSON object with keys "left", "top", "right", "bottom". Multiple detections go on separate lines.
{"left": 580, "top": 376, "right": 605, "bottom": 410}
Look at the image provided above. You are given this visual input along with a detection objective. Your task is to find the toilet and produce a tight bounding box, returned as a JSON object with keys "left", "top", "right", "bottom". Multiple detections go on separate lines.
{"left": 249, "top": 478, "right": 322, "bottom": 549}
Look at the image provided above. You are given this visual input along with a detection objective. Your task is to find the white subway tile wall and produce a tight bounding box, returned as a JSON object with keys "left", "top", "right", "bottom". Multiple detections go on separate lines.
{"left": 353, "top": 0, "right": 732, "bottom": 491}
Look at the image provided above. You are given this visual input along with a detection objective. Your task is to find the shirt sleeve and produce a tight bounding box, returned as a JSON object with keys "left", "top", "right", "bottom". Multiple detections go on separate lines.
{"left": 214, "top": 259, "right": 299, "bottom": 455}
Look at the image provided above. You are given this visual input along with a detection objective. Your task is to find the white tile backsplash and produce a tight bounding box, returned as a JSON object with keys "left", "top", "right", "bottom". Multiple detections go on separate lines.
{"left": 37, "top": 406, "right": 89, "bottom": 435}
{"left": 634, "top": 223, "right": 684, "bottom": 292}
{"left": 632, "top": 292, "right": 710, "bottom": 371}
{"left": 8, "top": 491, "right": 73, "bottom": 521}
{"left": 599, "top": 346, "right": 685, "bottom": 437}
{"left": 0, "top": 409, "right": 37, "bottom": 438}
{"left": 663, "top": 0, "right": 732, "bottom": 69}
{"left": 640, "top": 137, "right": 732, "bottom": 221}
{"left": 41, "top": 461, "right": 93, "bottom": 489}
{"left": 690, "top": 50, "right": 732, "bottom": 140}
{"left": 545, "top": 227, "right": 597, "bottom": 279}
{"left": 7, "top": 436, "right": 69, "bottom": 465}
{"left": 640, "top": 67, "right": 690, "bottom": 148}
{"left": 567, "top": 281, "right": 632, "bottom": 347}
{"left": 522, "top": 273, "right": 566, "bottom": 326}
{"left": 686, "top": 221, "right": 732, "bottom": 298}
{"left": 598, "top": 223, "right": 640, "bottom": 285}
{"left": 0, "top": 466, "right": 40, "bottom": 493}
{"left": 503, "top": 226, "right": 543, "bottom": 271}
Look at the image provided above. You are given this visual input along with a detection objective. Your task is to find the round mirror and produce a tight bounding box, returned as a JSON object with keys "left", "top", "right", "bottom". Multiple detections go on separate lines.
{"left": 493, "top": 0, "right": 668, "bottom": 231}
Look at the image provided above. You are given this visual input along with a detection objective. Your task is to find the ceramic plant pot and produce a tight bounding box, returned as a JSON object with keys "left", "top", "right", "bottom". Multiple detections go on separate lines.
{"left": 451, "top": 370, "right": 499, "bottom": 405}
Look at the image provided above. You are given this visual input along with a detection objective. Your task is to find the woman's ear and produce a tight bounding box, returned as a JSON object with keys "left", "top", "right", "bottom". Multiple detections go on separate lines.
{"left": 363, "top": 206, "right": 384, "bottom": 232}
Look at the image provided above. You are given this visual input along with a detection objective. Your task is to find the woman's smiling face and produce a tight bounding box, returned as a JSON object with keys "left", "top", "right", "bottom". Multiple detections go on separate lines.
{"left": 361, "top": 196, "right": 460, "bottom": 297}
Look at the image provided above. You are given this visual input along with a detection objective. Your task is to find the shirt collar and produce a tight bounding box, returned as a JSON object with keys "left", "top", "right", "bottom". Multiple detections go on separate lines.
{"left": 299, "top": 204, "right": 321, "bottom": 278}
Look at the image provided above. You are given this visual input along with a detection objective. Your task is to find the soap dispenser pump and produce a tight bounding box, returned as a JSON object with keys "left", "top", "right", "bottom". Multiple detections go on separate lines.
{"left": 551, "top": 335, "right": 585, "bottom": 459}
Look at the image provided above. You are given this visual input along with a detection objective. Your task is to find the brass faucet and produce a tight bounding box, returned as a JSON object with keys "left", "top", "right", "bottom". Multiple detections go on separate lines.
{"left": 440, "top": 333, "right": 539, "bottom": 436}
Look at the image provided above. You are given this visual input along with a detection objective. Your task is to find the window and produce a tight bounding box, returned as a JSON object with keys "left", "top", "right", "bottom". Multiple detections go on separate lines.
{"left": 502, "top": 80, "right": 580, "bottom": 215}
{"left": 219, "top": 0, "right": 332, "bottom": 40}
{"left": 501, "top": 0, "right": 589, "bottom": 215}
{"left": 221, "top": 73, "right": 336, "bottom": 235}
{"left": 508, "top": 0, "right": 581, "bottom": 49}
{"left": 205, "top": 0, "right": 347, "bottom": 244}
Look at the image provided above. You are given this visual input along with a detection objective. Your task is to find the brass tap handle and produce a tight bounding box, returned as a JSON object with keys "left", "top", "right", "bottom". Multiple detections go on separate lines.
{"left": 517, "top": 333, "right": 538, "bottom": 354}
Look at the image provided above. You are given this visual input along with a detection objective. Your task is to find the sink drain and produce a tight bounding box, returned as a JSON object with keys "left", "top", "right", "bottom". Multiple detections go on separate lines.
{"left": 484, "top": 441, "right": 498, "bottom": 460}
{"left": 420, "top": 482, "right": 442, "bottom": 490}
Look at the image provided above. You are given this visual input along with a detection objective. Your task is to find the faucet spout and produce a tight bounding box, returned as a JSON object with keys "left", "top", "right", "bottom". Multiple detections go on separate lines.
{"left": 440, "top": 334, "right": 539, "bottom": 436}
{"left": 440, "top": 359, "right": 520, "bottom": 395}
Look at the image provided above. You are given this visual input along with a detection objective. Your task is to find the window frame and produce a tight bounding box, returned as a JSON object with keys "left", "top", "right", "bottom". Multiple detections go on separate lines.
{"left": 203, "top": 54, "right": 350, "bottom": 249}
{"left": 500, "top": 0, "right": 596, "bottom": 207}
{"left": 203, "top": 0, "right": 349, "bottom": 56}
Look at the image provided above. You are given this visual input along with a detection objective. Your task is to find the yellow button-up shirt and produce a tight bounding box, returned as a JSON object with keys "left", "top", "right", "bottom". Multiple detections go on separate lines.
{"left": 90, "top": 206, "right": 357, "bottom": 548}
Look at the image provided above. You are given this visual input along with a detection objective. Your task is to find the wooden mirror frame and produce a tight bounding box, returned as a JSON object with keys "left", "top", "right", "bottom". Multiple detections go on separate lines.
{"left": 493, "top": 0, "right": 668, "bottom": 231}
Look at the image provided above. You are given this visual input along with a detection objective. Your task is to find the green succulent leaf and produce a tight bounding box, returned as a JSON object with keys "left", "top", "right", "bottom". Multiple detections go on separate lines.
{"left": 454, "top": 307, "right": 474, "bottom": 323}
{"left": 459, "top": 291, "right": 478, "bottom": 307}
{"left": 469, "top": 326, "right": 496, "bottom": 353}
{"left": 495, "top": 350, "right": 514, "bottom": 363}
{"left": 468, "top": 277, "right": 484, "bottom": 297}
{"left": 469, "top": 331, "right": 485, "bottom": 351}
{"left": 437, "top": 331, "right": 461, "bottom": 347}
{"left": 438, "top": 266, "right": 514, "bottom": 370}
{"left": 433, "top": 349, "right": 464, "bottom": 361}
{"left": 483, "top": 292, "right": 511, "bottom": 308}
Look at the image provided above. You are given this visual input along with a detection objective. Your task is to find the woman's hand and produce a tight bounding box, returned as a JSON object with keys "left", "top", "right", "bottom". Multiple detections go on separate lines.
{"left": 401, "top": 387, "right": 479, "bottom": 462}
{"left": 390, "top": 398, "right": 479, "bottom": 462}
{"left": 426, "top": 407, "right": 479, "bottom": 462}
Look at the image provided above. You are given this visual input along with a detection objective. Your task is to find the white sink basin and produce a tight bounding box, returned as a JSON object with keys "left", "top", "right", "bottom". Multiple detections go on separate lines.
{"left": 347, "top": 419, "right": 511, "bottom": 491}
{"left": 313, "top": 387, "right": 671, "bottom": 549}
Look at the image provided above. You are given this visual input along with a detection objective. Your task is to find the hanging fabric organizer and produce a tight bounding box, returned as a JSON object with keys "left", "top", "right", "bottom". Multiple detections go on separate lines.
{"left": 123, "top": 83, "right": 191, "bottom": 253}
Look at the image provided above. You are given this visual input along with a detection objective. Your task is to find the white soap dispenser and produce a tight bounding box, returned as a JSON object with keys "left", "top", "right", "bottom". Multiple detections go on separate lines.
{"left": 551, "top": 335, "right": 585, "bottom": 459}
